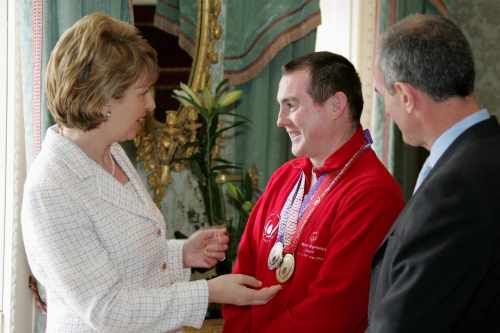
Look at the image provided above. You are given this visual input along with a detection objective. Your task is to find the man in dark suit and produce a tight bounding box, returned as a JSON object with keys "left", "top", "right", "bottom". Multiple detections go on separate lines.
{"left": 368, "top": 14, "right": 500, "bottom": 333}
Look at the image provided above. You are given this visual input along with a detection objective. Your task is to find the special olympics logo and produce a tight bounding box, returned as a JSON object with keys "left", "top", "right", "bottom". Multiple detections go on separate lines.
{"left": 309, "top": 231, "right": 319, "bottom": 243}
{"left": 263, "top": 214, "right": 279, "bottom": 240}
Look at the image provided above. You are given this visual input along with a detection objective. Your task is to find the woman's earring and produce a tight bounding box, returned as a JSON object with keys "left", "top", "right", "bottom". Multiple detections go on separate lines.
{"left": 105, "top": 111, "right": 112, "bottom": 119}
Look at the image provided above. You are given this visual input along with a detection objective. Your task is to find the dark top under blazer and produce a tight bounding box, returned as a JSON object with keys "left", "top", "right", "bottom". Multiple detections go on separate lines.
{"left": 367, "top": 117, "right": 500, "bottom": 333}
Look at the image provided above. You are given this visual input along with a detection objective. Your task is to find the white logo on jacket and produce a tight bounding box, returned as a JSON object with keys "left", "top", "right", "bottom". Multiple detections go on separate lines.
{"left": 263, "top": 213, "right": 279, "bottom": 241}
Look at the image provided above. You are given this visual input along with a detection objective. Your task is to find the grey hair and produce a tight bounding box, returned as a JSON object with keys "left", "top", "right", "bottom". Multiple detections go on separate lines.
{"left": 378, "top": 14, "right": 474, "bottom": 101}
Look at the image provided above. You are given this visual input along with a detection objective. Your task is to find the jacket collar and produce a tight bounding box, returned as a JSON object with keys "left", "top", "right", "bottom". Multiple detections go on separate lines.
{"left": 375, "top": 116, "right": 500, "bottom": 257}
{"left": 43, "top": 125, "right": 163, "bottom": 225}
{"left": 290, "top": 127, "right": 366, "bottom": 177}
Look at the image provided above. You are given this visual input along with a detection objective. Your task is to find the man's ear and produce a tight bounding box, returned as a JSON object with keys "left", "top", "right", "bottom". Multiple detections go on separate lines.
{"left": 394, "top": 82, "right": 417, "bottom": 114}
{"left": 326, "top": 92, "right": 348, "bottom": 119}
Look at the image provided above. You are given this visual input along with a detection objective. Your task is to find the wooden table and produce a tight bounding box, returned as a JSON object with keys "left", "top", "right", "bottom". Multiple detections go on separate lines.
{"left": 184, "top": 319, "right": 224, "bottom": 333}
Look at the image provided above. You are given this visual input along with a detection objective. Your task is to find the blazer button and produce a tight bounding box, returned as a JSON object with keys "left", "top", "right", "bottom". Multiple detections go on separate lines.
{"left": 157, "top": 229, "right": 161, "bottom": 237}
{"left": 161, "top": 262, "right": 167, "bottom": 271}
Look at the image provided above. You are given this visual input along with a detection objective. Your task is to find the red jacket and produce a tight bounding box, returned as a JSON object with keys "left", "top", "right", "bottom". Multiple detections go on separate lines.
{"left": 223, "top": 129, "right": 404, "bottom": 333}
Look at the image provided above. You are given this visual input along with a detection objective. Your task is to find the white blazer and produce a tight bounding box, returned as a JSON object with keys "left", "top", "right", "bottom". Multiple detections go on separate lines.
{"left": 22, "top": 126, "right": 208, "bottom": 333}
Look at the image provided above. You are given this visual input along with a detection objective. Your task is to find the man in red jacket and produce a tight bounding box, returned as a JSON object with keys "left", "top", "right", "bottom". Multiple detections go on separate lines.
{"left": 223, "top": 51, "right": 404, "bottom": 332}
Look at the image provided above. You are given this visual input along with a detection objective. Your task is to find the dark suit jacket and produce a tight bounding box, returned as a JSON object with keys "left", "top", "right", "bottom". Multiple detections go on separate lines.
{"left": 367, "top": 117, "right": 500, "bottom": 333}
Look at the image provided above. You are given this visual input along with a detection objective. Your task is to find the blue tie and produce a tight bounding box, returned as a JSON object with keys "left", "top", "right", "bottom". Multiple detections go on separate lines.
{"left": 414, "top": 159, "right": 432, "bottom": 193}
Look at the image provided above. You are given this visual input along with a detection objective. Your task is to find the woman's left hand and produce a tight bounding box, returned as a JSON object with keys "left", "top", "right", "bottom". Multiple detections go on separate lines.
{"left": 183, "top": 228, "right": 229, "bottom": 268}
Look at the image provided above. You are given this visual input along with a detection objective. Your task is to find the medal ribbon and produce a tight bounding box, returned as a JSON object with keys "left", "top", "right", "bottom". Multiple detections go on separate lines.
{"left": 273, "top": 129, "right": 373, "bottom": 257}
{"left": 283, "top": 139, "right": 372, "bottom": 254}
{"left": 299, "top": 174, "right": 326, "bottom": 219}
{"left": 283, "top": 173, "right": 305, "bottom": 247}
{"left": 276, "top": 173, "right": 305, "bottom": 245}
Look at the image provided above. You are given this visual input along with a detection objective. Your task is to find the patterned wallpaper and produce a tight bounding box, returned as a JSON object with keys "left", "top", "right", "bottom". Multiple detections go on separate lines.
{"left": 449, "top": 0, "right": 500, "bottom": 117}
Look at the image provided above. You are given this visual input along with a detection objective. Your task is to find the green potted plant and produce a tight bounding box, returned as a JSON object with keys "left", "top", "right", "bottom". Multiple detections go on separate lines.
{"left": 173, "top": 81, "right": 260, "bottom": 318}
{"left": 225, "top": 167, "right": 260, "bottom": 263}
{"left": 172, "top": 80, "right": 246, "bottom": 228}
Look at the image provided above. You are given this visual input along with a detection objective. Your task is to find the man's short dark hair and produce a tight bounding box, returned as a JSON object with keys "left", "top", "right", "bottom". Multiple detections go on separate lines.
{"left": 282, "top": 51, "right": 364, "bottom": 125}
{"left": 379, "top": 14, "right": 475, "bottom": 101}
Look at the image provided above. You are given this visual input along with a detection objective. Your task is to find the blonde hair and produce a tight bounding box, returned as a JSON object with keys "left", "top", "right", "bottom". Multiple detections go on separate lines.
{"left": 45, "top": 12, "right": 158, "bottom": 130}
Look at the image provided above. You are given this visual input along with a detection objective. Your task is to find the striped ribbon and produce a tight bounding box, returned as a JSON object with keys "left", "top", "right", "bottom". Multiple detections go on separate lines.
{"left": 276, "top": 173, "right": 304, "bottom": 245}
{"left": 283, "top": 173, "right": 305, "bottom": 247}
{"left": 284, "top": 142, "right": 371, "bottom": 254}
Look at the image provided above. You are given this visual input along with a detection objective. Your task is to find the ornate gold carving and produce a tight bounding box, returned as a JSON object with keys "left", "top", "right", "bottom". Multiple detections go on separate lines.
{"left": 135, "top": 0, "right": 222, "bottom": 205}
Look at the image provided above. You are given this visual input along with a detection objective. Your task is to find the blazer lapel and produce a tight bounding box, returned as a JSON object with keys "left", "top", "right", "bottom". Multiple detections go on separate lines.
{"left": 94, "top": 164, "right": 160, "bottom": 224}
{"left": 44, "top": 126, "right": 163, "bottom": 226}
{"left": 109, "top": 143, "right": 164, "bottom": 225}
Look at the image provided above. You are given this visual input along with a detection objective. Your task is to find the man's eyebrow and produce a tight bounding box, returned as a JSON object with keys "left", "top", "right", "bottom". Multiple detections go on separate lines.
{"left": 278, "top": 97, "right": 298, "bottom": 104}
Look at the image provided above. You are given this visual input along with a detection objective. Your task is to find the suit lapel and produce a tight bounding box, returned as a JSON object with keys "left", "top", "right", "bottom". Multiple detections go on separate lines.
{"left": 373, "top": 117, "right": 500, "bottom": 263}
{"left": 373, "top": 212, "right": 403, "bottom": 265}
{"left": 414, "top": 116, "right": 500, "bottom": 196}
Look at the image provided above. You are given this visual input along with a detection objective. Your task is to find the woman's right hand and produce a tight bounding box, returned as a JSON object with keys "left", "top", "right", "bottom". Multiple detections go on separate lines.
{"left": 207, "top": 274, "right": 281, "bottom": 306}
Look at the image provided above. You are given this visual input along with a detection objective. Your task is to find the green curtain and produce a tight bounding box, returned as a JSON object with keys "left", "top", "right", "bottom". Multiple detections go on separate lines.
{"left": 154, "top": 0, "right": 197, "bottom": 56}
{"left": 18, "top": 2, "right": 130, "bottom": 331}
{"left": 232, "top": 32, "right": 317, "bottom": 188}
{"left": 151, "top": 0, "right": 320, "bottom": 189}
{"left": 19, "top": 0, "right": 130, "bottom": 164}
{"left": 224, "top": 0, "right": 320, "bottom": 85}
{"left": 223, "top": 0, "right": 320, "bottom": 188}
{"left": 373, "top": 0, "right": 448, "bottom": 199}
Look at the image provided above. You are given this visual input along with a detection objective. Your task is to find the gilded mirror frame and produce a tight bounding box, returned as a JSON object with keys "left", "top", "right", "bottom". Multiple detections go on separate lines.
{"left": 135, "top": 0, "right": 222, "bottom": 204}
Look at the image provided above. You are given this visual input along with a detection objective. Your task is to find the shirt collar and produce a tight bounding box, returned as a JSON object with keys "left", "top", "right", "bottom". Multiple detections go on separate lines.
{"left": 292, "top": 127, "right": 366, "bottom": 176}
{"left": 427, "top": 109, "right": 490, "bottom": 168}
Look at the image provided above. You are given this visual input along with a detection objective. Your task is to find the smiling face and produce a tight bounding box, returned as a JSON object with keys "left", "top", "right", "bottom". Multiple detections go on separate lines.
{"left": 105, "top": 72, "right": 156, "bottom": 142}
{"left": 276, "top": 69, "right": 336, "bottom": 164}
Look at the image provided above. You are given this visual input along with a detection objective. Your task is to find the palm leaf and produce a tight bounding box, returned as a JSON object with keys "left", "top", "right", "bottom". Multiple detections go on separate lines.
{"left": 172, "top": 94, "right": 208, "bottom": 120}
{"left": 217, "top": 111, "right": 251, "bottom": 122}
{"left": 215, "top": 79, "right": 230, "bottom": 97}
{"left": 211, "top": 164, "right": 242, "bottom": 172}
{"left": 215, "top": 120, "right": 247, "bottom": 136}
{"left": 213, "top": 157, "right": 237, "bottom": 165}
{"left": 179, "top": 82, "right": 202, "bottom": 106}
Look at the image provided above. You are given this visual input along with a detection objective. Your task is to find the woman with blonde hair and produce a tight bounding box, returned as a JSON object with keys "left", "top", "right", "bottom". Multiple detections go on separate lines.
{"left": 22, "top": 12, "right": 280, "bottom": 333}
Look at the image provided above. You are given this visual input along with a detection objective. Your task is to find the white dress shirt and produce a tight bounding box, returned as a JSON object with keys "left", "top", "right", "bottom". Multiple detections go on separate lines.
{"left": 413, "top": 109, "right": 490, "bottom": 193}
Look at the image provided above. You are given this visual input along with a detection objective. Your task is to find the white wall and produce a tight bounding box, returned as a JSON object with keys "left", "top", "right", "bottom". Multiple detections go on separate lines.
{"left": 315, "top": 0, "right": 377, "bottom": 129}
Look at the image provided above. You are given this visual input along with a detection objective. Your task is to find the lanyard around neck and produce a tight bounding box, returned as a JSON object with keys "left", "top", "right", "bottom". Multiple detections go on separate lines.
{"left": 276, "top": 141, "right": 371, "bottom": 255}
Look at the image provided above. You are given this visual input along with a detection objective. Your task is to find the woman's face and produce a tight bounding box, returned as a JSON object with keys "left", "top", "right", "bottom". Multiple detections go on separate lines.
{"left": 105, "top": 73, "right": 156, "bottom": 142}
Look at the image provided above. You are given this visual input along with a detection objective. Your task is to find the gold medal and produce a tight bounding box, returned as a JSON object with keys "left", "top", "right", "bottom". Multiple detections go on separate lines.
{"left": 276, "top": 253, "right": 295, "bottom": 283}
{"left": 267, "top": 242, "right": 284, "bottom": 270}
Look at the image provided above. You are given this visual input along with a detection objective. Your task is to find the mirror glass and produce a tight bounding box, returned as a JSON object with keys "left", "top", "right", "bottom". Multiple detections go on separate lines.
{"left": 133, "top": 3, "right": 192, "bottom": 123}
{"left": 132, "top": 0, "right": 221, "bottom": 204}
